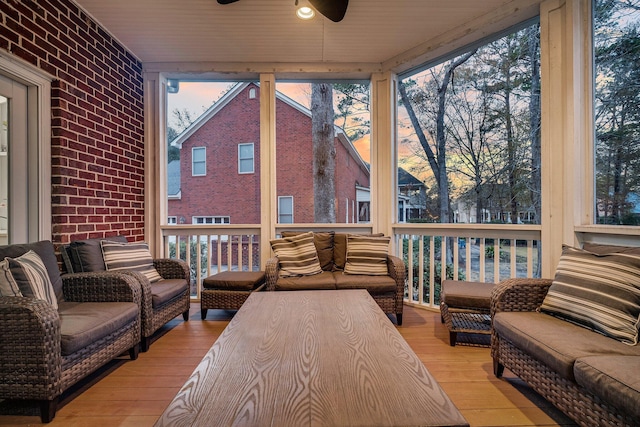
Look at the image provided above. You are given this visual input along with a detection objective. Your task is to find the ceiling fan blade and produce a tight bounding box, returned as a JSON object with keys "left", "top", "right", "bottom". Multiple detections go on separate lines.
{"left": 217, "top": 0, "right": 240, "bottom": 4}
{"left": 308, "top": 0, "right": 349, "bottom": 22}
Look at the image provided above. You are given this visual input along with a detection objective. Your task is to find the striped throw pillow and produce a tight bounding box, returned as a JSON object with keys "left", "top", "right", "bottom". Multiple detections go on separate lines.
{"left": 344, "top": 235, "right": 390, "bottom": 276}
{"left": 539, "top": 245, "right": 640, "bottom": 345}
{"left": 101, "top": 241, "right": 163, "bottom": 283}
{"left": 270, "top": 231, "right": 323, "bottom": 277}
{"left": 5, "top": 250, "right": 58, "bottom": 309}
{"left": 0, "top": 259, "right": 22, "bottom": 297}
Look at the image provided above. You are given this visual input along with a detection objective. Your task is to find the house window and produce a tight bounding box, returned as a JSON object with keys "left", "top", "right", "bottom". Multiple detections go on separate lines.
{"left": 192, "top": 147, "right": 206, "bottom": 176}
{"left": 249, "top": 87, "right": 256, "bottom": 99}
{"left": 167, "top": 216, "right": 177, "bottom": 225}
{"left": 278, "top": 196, "right": 293, "bottom": 223}
{"left": 593, "top": 0, "right": 640, "bottom": 225}
{"left": 192, "top": 216, "right": 230, "bottom": 224}
{"left": 238, "top": 143, "right": 254, "bottom": 174}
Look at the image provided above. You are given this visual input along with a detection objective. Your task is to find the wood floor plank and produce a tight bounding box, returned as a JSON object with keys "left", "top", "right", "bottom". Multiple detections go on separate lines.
{"left": 0, "top": 302, "right": 578, "bottom": 427}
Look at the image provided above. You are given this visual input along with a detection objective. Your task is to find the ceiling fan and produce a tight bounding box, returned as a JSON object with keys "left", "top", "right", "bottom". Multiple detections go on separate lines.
{"left": 216, "top": 0, "right": 349, "bottom": 23}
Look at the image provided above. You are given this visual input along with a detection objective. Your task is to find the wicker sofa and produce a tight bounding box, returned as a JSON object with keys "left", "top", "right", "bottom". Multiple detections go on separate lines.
{"left": 265, "top": 231, "right": 405, "bottom": 325}
{"left": 61, "top": 236, "right": 190, "bottom": 351}
{"left": 0, "top": 240, "right": 141, "bottom": 423}
{"left": 491, "top": 244, "right": 640, "bottom": 427}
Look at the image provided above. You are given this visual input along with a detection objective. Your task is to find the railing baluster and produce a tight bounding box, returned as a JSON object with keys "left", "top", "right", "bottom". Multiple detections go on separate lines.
{"left": 494, "top": 239, "right": 500, "bottom": 283}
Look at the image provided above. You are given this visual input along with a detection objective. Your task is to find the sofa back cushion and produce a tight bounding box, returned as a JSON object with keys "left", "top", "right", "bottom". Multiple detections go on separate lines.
{"left": 281, "top": 231, "right": 334, "bottom": 271}
{"left": 62, "top": 235, "right": 128, "bottom": 273}
{"left": 0, "top": 240, "right": 64, "bottom": 302}
{"left": 539, "top": 245, "right": 640, "bottom": 345}
{"left": 583, "top": 242, "right": 640, "bottom": 256}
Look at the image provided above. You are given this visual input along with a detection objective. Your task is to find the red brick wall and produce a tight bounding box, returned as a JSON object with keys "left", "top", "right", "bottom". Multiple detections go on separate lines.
{"left": 0, "top": 0, "right": 145, "bottom": 246}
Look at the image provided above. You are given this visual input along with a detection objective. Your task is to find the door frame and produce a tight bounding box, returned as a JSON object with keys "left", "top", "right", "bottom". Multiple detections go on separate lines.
{"left": 0, "top": 53, "right": 52, "bottom": 242}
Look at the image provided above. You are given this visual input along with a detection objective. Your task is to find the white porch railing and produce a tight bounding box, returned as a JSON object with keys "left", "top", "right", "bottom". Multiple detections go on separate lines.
{"left": 393, "top": 224, "right": 542, "bottom": 309}
{"left": 160, "top": 223, "right": 541, "bottom": 306}
{"left": 160, "top": 225, "right": 261, "bottom": 299}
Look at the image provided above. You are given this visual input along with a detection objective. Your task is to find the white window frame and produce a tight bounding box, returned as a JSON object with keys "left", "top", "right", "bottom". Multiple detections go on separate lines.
{"left": 0, "top": 56, "right": 51, "bottom": 242}
{"left": 238, "top": 143, "right": 254, "bottom": 174}
{"left": 192, "top": 147, "right": 206, "bottom": 176}
{"left": 167, "top": 216, "right": 177, "bottom": 225}
{"left": 278, "top": 196, "right": 294, "bottom": 224}
{"left": 192, "top": 216, "right": 230, "bottom": 225}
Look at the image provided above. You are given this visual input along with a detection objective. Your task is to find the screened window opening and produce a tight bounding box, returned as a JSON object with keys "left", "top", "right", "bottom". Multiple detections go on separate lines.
{"left": 593, "top": 0, "right": 640, "bottom": 225}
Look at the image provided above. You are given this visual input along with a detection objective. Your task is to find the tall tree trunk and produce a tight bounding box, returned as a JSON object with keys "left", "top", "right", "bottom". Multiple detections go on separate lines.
{"left": 312, "top": 83, "right": 336, "bottom": 223}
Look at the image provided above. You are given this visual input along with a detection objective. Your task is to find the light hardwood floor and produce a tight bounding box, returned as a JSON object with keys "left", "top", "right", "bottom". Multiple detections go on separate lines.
{"left": 0, "top": 303, "right": 576, "bottom": 427}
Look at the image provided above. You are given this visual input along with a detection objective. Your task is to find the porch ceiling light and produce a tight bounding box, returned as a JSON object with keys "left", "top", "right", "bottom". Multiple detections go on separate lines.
{"left": 295, "top": 0, "right": 315, "bottom": 20}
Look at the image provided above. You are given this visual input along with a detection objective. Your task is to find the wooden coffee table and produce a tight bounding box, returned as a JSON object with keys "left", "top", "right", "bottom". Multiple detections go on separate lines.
{"left": 155, "top": 289, "right": 468, "bottom": 427}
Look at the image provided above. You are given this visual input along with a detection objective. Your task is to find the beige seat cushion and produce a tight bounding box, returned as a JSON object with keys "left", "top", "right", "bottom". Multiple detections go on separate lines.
{"left": 59, "top": 301, "right": 138, "bottom": 356}
{"left": 493, "top": 311, "right": 640, "bottom": 381}
{"left": 334, "top": 272, "right": 396, "bottom": 294}
{"left": 151, "top": 279, "right": 189, "bottom": 307}
{"left": 275, "top": 271, "right": 337, "bottom": 291}
{"left": 202, "top": 271, "right": 265, "bottom": 291}
{"left": 574, "top": 356, "right": 640, "bottom": 419}
{"left": 441, "top": 280, "right": 493, "bottom": 310}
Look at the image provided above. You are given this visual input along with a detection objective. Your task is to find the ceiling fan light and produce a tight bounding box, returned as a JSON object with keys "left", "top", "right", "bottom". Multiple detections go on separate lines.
{"left": 296, "top": 6, "right": 315, "bottom": 20}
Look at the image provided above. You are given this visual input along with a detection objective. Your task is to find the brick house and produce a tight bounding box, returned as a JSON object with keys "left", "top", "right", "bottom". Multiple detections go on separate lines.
{"left": 168, "top": 82, "right": 371, "bottom": 225}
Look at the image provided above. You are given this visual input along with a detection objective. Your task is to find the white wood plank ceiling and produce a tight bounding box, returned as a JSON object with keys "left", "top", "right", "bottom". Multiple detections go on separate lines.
{"left": 74, "top": 0, "right": 543, "bottom": 76}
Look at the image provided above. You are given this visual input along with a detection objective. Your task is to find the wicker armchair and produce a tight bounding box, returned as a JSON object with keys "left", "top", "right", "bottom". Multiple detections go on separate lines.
{"left": 61, "top": 238, "right": 191, "bottom": 351}
{"left": 0, "top": 241, "right": 141, "bottom": 423}
{"left": 123, "top": 259, "right": 191, "bottom": 351}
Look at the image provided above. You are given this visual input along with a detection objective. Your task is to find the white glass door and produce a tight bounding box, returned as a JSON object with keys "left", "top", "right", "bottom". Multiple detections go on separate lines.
{"left": 0, "top": 73, "right": 29, "bottom": 244}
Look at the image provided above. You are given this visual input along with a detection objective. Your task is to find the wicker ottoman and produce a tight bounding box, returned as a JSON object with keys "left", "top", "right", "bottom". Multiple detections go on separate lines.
{"left": 440, "top": 279, "right": 494, "bottom": 346}
{"left": 201, "top": 271, "right": 265, "bottom": 319}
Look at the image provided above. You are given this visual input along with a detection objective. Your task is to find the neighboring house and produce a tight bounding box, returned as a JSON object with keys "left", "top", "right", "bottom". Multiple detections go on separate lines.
{"left": 397, "top": 168, "right": 427, "bottom": 222}
{"left": 168, "top": 82, "right": 371, "bottom": 225}
{"left": 453, "top": 183, "right": 536, "bottom": 224}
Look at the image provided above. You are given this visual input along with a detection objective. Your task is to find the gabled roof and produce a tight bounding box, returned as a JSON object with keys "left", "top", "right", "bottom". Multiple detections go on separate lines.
{"left": 398, "top": 168, "right": 425, "bottom": 188}
{"left": 170, "top": 82, "right": 370, "bottom": 176}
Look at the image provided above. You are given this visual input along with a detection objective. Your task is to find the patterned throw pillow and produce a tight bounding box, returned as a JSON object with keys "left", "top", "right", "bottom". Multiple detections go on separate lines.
{"left": 344, "top": 235, "right": 390, "bottom": 276}
{"left": 539, "top": 245, "right": 640, "bottom": 345}
{"left": 270, "top": 231, "right": 323, "bottom": 277}
{"left": 5, "top": 250, "right": 58, "bottom": 309}
{"left": 101, "top": 241, "right": 163, "bottom": 283}
{"left": 0, "top": 259, "right": 22, "bottom": 297}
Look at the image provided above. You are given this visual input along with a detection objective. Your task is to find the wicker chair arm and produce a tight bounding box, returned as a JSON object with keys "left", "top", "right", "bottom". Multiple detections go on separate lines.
{"left": 265, "top": 256, "right": 280, "bottom": 291}
{"left": 154, "top": 258, "right": 190, "bottom": 282}
{"left": 0, "top": 297, "right": 62, "bottom": 396}
{"left": 490, "top": 277, "right": 553, "bottom": 317}
{"left": 387, "top": 255, "right": 407, "bottom": 317}
{"left": 62, "top": 271, "right": 141, "bottom": 307}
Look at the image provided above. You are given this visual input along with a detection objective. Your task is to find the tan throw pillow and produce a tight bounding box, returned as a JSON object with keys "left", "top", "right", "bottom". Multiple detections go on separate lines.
{"left": 281, "top": 231, "right": 335, "bottom": 271}
{"left": 270, "top": 231, "right": 323, "bottom": 277}
{"left": 539, "top": 245, "right": 640, "bottom": 345}
{"left": 0, "top": 259, "right": 22, "bottom": 297}
{"left": 344, "top": 235, "right": 390, "bottom": 276}
{"left": 101, "top": 241, "right": 163, "bottom": 283}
